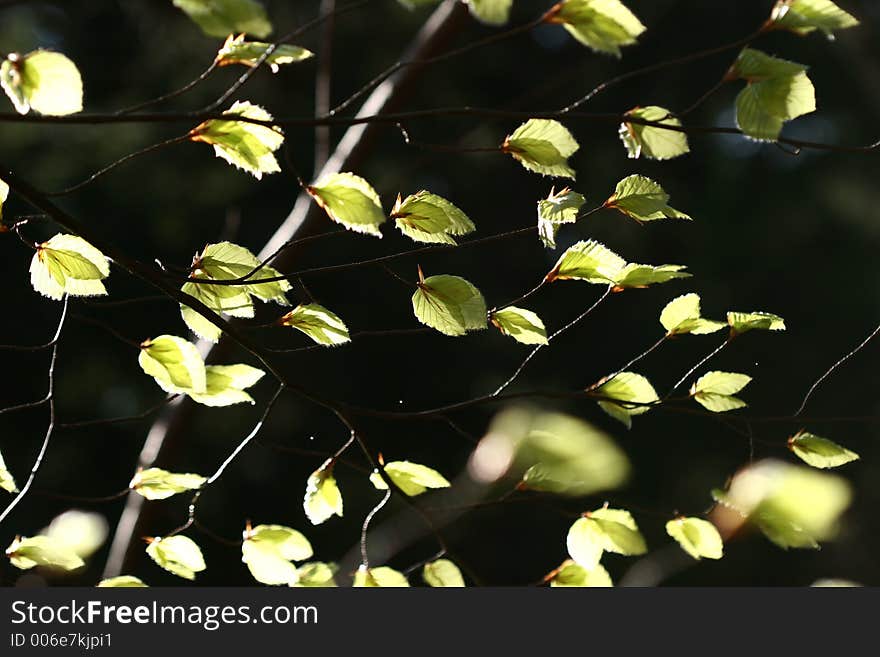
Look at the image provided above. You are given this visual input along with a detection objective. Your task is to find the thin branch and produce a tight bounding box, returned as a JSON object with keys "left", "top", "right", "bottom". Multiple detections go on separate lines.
{"left": 667, "top": 336, "right": 732, "bottom": 397}
{"left": 115, "top": 62, "right": 218, "bottom": 115}
{"left": 57, "top": 396, "right": 178, "bottom": 430}
{"left": 360, "top": 489, "right": 391, "bottom": 569}
{"left": 602, "top": 333, "right": 669, "bottom": 384}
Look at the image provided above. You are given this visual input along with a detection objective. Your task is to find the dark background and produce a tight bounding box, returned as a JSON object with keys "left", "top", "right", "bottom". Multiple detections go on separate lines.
{"left": 0, "top": 0, "right": 878, "bottom": 587}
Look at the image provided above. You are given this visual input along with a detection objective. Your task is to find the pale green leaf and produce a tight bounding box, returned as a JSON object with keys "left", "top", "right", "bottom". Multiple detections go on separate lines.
{"left": 129, "top": 467, "right": 206, "bottom": 500}
{"left": 242, "top": 524, "right": 313, "bottom": 586}
{"left": 188, "top": 363, "right": 265, "bottom": 407}
{"left": 370, "top": 460, "right": 450, "bottom": 497}
{"left": 412, "top": 273, "right": 487, "bottom": 336}
{"left": 391, "top": 190, "right": 475, "bottom": 245}
{"left": 691, "top": 372, "right": 751, "bottom": 413}
{"left": 606, "top": 175, "right": 691, "bottom": 221}
{"left": 551, "top": 0, "right": 646, "bottom": 57}
{"left": 546, "top": 239, "right": 626, "bottom": 284}
{"left": 666, "top": 517, "right": 724, "bottom": 560}
{"left": 592, "top": 372, "right": 658, "bottom": 429}
{"left": 619, "top": 106, "right": 689, "bottom": 160}
{"left": 503, "top": 119, "right": 579, "bottom": 179}
{"left": 465, "top": 0, "right": 512, "bottom": 25}
{"left": 613, "top": 263, "right": 690, "bottom": 289}
{"left": 6, "top": 535, "right": 85, "bottom": 571}
{"left": 97, "top": 576, "right": 148, "bottom": 587}
{"left": 281, "top": 303, "right": 351, "bottom": 346}
{"left": 138, "top": 335, "right": 207, "bottom": 394}
{"left": 537, "top": 187, "right": 586, "bottom": 249}
{"left": 727, "top": 310, "right": 786, "bottom": 334}
{"left": 693, "top": 392, "right": 747, "bottom": 413}
{"left": 1, "top": 50, "right": 82, "bottom": 116}
{"left": 29, "top": 234, "right": 110, "bottom": 300}
{"left": 42, "top": 510, "right": 108, "bottom": 560}
{"left": 423, "top": 559, "right": 466, "bottom": 587}
{"left": 173, "top": 0, "right": 272, "bottom": 38}
{"left": 660, "top": 293, "right": 725, "bottom": 336}
{"left": 198, "top": 241, "right": 291, "bottom": 305}
{"left": 788, "top": 431, "right": 859, "bottom": 469}
{"left": 145, "top": 535, "right": 206, "bottom": 580}
{"left": 567, "top": 508, "right": 647, "bottom": 568}
{"left": 491, "top": 306, "right": 548, "bottom": 345}
{"left": 308, "top": 172, "right": 386, "bottom": 237}
{"left": 293, "top": 562, "right": 337, "bottom": 587}
{"left": 304, "top": 463, "right": 343, "bottom": 525}
{"left": 550, "top": 559, "right": 613, "bottom": 587}
{"left": 0, "top": 449, "right": 17, "bottom": 494}
{"left": 0, "top": 177, "right": 8, "bottom": 223}
{"left": 770, "top": 0, "right": 859, "bottom": 38}
{"left": 216, "top": 34, "right": 313, "bottom": 72}
{"left": 353, "top": 565, "right": 410, "bottom": 587}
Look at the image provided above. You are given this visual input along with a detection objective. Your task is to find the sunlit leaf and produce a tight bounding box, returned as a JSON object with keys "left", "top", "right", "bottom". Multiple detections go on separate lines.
{"left": 465, "top": 0, "right": 513, "bottom": 25}
{"left": 304, "top": 463, "right": 343, "bottom": 525}
{"left": 6, "top": 535, "right": 84, "bottom": 571}
{"left": 591, "top": 372, "right": 658, "bottom": 429}
{"left": 727, "top": 310, "right": 786, "bottom": 334}
{"left": 546, "top": 239, "right": 626, "bottom": 284}
{"left": 29, "top": 234, "right": 110, "bottom": 301}
{"left": 605, "top": 175, "right": 691, "bottom": 222}
{"left": 97, "top": 575, "right": 148, "bottom": 587}
{"left": 549, "top": 559, "right": 613, "bottom": 587}
{"left": 691, "top": 371, "right": 751, "bottom": 413}
{"left": 145, "top": 535, "right": 206, "bottom": 580}
{"left": 491, "top": 306, "right": 548, "bottom": 345}
{"left": 138, "top": 335, "right": 207, "bottom": 394}
{"left": 537, "top": 187, "right": 585, "bottom": 248}
{"left": 0, "top": 177, "right": 8, "bottom": 223}
{"left": 0, "top": 450, "right": 17, "bottom": 494}
{"left": 1, "top": 50, "right": 82, "bottom": 116}
{"left": 548, "top": 0, "right": 646, "bottom": 57}
{"left": 242, "top": 524, "right": 313, "bottom": 586}
{"left": 188, "top": 363, "right": 265, "bottom": 407}
{"left": 619, "top": 106, "right": 689, "bottom": 160}
{"left": 42, "top": 510, "right": 108, "bottom": 559}
{"left": 567, "top": 508, "right": 647, "bottom": 569}
{"left": 770, "top": 0, "right": 858, "bottom": 38}
{"left": 307, "top": 172, "right": 386, "bottom": 237}
{"left": 391, "top": 191, "right": 475, "bottom": 245}
{"left": 502, "top": 119, "right": 579, "bottom": 179}
{"left": 666, "top": 517, "right": 724, "bottom": 560}
{"left": 190, "top": 101, "right": 283, "bottom": 178}
{"left": 353, "top": 565, "right": 410, "bottom": 587}
{"left": 370, "top": 460, "right": 450, "bottom": 497}
{"left": 423, "top": 559, "right": 466, "bottom": 587}
{"left": 173, "top": 0, "right": 272, "bottom": 38}
{"left": 412, "top": 272, "right": 487, "bottom": 336}
{"left": 613, "top": 263, "right": 690, "bottom": 289}
{"left": 280, "top": 303, "right": 351, "bottom": 346}
{"left": 788, "top": 431, "right": 859, "bottom": 469}
{"left": 293, "top": 562, "right": 338, "bottom": 587}
{"left": 130, "top": 468, "right": 206, "bottom": 500}
{"left": 660, "top": 293, "right": 725, "bottom": 336}
{"left": 216, "top": 34, "right": 313, "bottom": 72}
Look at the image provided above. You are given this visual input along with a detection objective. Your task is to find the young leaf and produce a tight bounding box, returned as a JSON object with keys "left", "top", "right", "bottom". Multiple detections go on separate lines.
{"left": 280, "top": 303, "right": 351, "bottom": 346}
{"left": 173, "top": 0, "right": 273, "bottom": 38}
{"left": 1, "top": 50, "right": 83, "bottom": 116}
{"left": 196, "top": 242, "right": 291, "bottom": 305}
{"left": 665, "top": 517, "right": 724, "bottom": 560}
{"left": 216, "top": 34, "right": 313, "bottom": 72}
{"left": 0, "top": 450, "right": 18, "bottom": 494}
{"left": 97, "top": 576, "right": 148, "bottom": 587}
{"left": 545, "top": 239, "right": 626, "bottom": 284}
{"left": 550, "top": 559, "right": 613, "bottom": 587}
{"left": 537, "top": 187, "right": 586, "bottom": 248}
{"left": 619, "top": 106, "right": 690, "bottom": 160}
{"left": 42, "top": 510, "right": 107, "bottom": 560}
{"left": 6, "top": 535, "right": 85, "bottom": 571}
{"left": 304, "top": 463, "right": 343, "bottom": 525}
{"left": 591, "top": 372, "right": 658, "bottom": 429}
{"left": 391, "top": 191, "right": 475, "bottom": 245}
{"left": 727, "top": 311, "right": 786, "bottom": 334}
{"left": 370, "top": 461, "right": 451, "bottom": 497}
{"left": 353, "top": 565, "right": 410, "bottom": 587}
{"left": 490, "top": 306, "right": 548, "bottom": 345}
{"left": 29, "top": 234, "right": 110, "bottom": 301}
{"left": 190, "top": 101, "right": 284, "bottom": 178}
{"left": 691, "top": 371, "right": 751, "bottom": 413}
{"left": 187, "top": 363, "right": 265, "bottom": 407}
{"left": 129, "top": 467, "right": 207, "bottom": 500}
{"left": 660, "top": 293, "right": 725, "bottom": 336}
{"left": 605, "top": 175, "right": 691, "bottom": 222}
{"left": 502, "top": 119, "right": 579, "bottom": 179}
{"left": 307, "top": 172, "right": 386, "bottom": 237}
{"left": 242, "top": 524, "right": 313, "bottom": 586}
{"left": 788, "top": 431, "right": 860, "bottom": 469}
{"left": 465, "top": 0, "right": 513, "bottom": 25}
{"left": 145, "top": 535, "right": 206, "bottom": 580}
{"left": 294, "top": 562, "right": 338, "bottom": 587}
{"left": 423, "top": 559, "right": 466, "bottom": 587}
{"left": 613, "top": 263, "right": 690, "bottom": 290}
{"left": 769, "top": 0, "right": 859, "bottom": 39}
{"left": 138, "top": 335, "right": 207, "bottom": 394}
{"left": 547, "top": 0, "right": 646, "bottom": 57}
{"left": 567, "top": 508, "right": 647, "bottom": 569}
{"left": 412, "top": 273, "right": 487, "bottom": 336}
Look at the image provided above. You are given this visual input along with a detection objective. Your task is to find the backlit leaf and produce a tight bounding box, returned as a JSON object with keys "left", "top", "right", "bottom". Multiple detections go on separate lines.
{"left": 666, "top": 517, "right": 724, "bottom": 560}
{"left": 280, "top": 303, "right": 351, "bottom": 346}
{"left": 145, "top": 535, "right": 206, "bottom": 580}
{"left": 0, "top": 450, "right": 17, "bottom": 494}
{"left": 550, "top": 559, "right": 613, "bottom": 587}
{"left": 691, "top": 371, "right": 751, "bottom": 413}
{"left": 6, "top": 535, "right": 85, "bottom": 571}
{"left": 0, "top": 177, "right": 8, "bottom": 222}
{"left": 29, "top": 234, "right": 110, "bottom": 301}
{"left": 788, "top": 431, "right": 859, "bottom": 469}
{"left": 242, "top": 524, "right": 313, "bottom": 586}
{"left": 619, "top": 106, "right": 689, "bottom": 160}
{"left": 548, "top": 0, "right": 646, "bottom": 57}
{"left": 129, "top": 468, "right": 206, "bottom": 500}
{"left": 307, "top": 172, "right": 386, "bottom": 237}
{"left": 353, "top": 565, "right": 410, "bottom": 587}
{"left": 138, "top": 335, "right": 207, "bottom": 394}
{"left": 465, "top": 0, "right": 513, "bottom": 25}
{"left": 1, "top": 50, "right": 82, "bottom": 116}
{"left": 423, "top": 559, "right": 466, "bottom": 587}
{"left": 491, "top": 306, "right": 548, "bottom": 345}
{"left": 304, "top": 463, "right": 343, "bottom": 525}
{"left": 770, "top": 0, "right": 858, "bottom": 38}
{"left": 370, "top": 460, "right": 450, "bottom": 497}
{"left": 97, "top": 576, "right": 148, "bottom": 587}
{"left": 42, "top": 510, "right": 107, "bottom": 559}
{"left": 567, "top": 508, "right": 647, "bottom": 569}
{"left": 605, "top": 175, "right": 691, "bottom": 221}
{"left": 660, "top": 293, "right": 725, "bottom": 336}
{"left": 173, "top": 0, "right": 272, "bottom": 38}
{"left": 391, "top": 191, "right": 475, "bottom": 245}
{"left": 591, "top": 372, "right": 658, "bottom": 428}
{"left": 537, "top": 187, "right": 585, "bottom": 248}
{"left": 216, "top": 34, "right": 313, "bottom": 72}
{"left": 412, "top": 273, "right": 487, "bottom": 336}
{"left": 546, "top": 239, "right": 626, "bottom": 284}
{"left": 727, "top": 311, "right": 786, "bottom": 334}
{"left": 293, "top": 562, "right": 337, "bottom": 587}
{"left": 187, "top": 363, "right": 265, "bottom": 407}
{"left": 502, "top": 119, "right": 579, "bottom": 179}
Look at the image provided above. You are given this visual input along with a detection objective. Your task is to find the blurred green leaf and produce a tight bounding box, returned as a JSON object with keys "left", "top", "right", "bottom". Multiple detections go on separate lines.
{"left": 770, "top": 0, "right": 858, "bottom": 38}
{"left": 173, "top": 0, "right": 272, "bottom": 38}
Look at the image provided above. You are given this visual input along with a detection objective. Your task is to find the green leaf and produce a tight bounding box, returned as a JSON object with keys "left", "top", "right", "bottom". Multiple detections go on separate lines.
{"left": 391, "top": 191, "right": 475, "bottom": 245}
{"left": 412, "top": 273, "right": 487, "bottom": 336}
{"left": 0, "top": 176, "right": 8, "bottom": 223}
{"left": 546, "top": 239, "right": 626, "bottom": 284}
{"left": 129, "top": 467, "right": 206, "bottom": 500}
{"left": 173, "top": 0, "right": 272, "bottom": 38}
{"left": 619, "top": 106, "right": 690, "bottom": 160}
{"left": 665, "top": 517, "right": 724, "bottom": 560}
{"left": 216, "top": 34, "right": 313, "bottom": 72}
{"left": 29, "top": 234, "right": 110, "bottom": 301}
{"left": 97, "top": 576, "right": 148, "bottom": 587}
{"left": 6, "top": 535, "right": 85, "bottom": 571}
{"left": 293, "top": 562, "right": 338, "bottom": 587}
{"left": 691, "top": 371, "right": 751, "bottom": 413}
{"left": 727, "top": 310, "right": 786, "bottom": 334}
{"left": 370, "top": 460, "right": 450, "bottom": 497}
{"left": 491, "top": 306, "right": 548, "bottom": 345}
{"left": 190, "top": 101, "right": 284, "bottom": 178}
{"left": 465, "top": 0, "right": 513, "bottom": 25}
{"left": 353, "top": 565, "right": 410, "bottom": 587}
{"left": 138, "top": 335, "right": 207, "bottom": 394}
{"left": 502, "top": 119, "right": 579, "bottom": 179}
{"left": 280, "top": 303, "right": 351, "bottom": 346}
{"left": 145, "top": 535, "right": 206, "bottom": 580}
{"left": 303, "top": 463, "right": 343, "bottom": 525}
{"left": 242, "top": 524, "right": 313, "bottom": 586}
{"left": 537, "top": 187, "right": 586, "bottom": 248}
{"left": 549, "top": 0, "right": 646, "bottom": 57}
{"left": 307, "top": 172, "right": 386, "bottom": 237}
{"left": 550, "top": 559, "right": 613, "bottom": 587}
{"left": 42, "top": 510, "right": 107, "bottom": 559}
{"left": 423, "top": 559, "right": 466, "bottom": 587}
{"left": 770, "top": 0, "right": 859, "bottom": 38}
{"left": 1, "top": 50, "right": 83, "bottom": 116}
{"left": 660, "top": 293, "right": 725, "bottom": 336}
{"left": 567, "top": 508, "right": 647, "bottom": 569}
{"left": 788, "top": 431, "right": 859, "bottom": 469}
{"left": 592, "top": 372, "right": 658, "bottom": 429}
{"left": 0, "top": 449, "right": 18, "bottom": 494}
{"left": 606, "top": 175, "right": 691, "bottom": 222}
{"left": 188, "top": 363, "right": 265, "bottom": 407}
{"left": 613, "top": 263, "right": 690, "bottom": 289}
